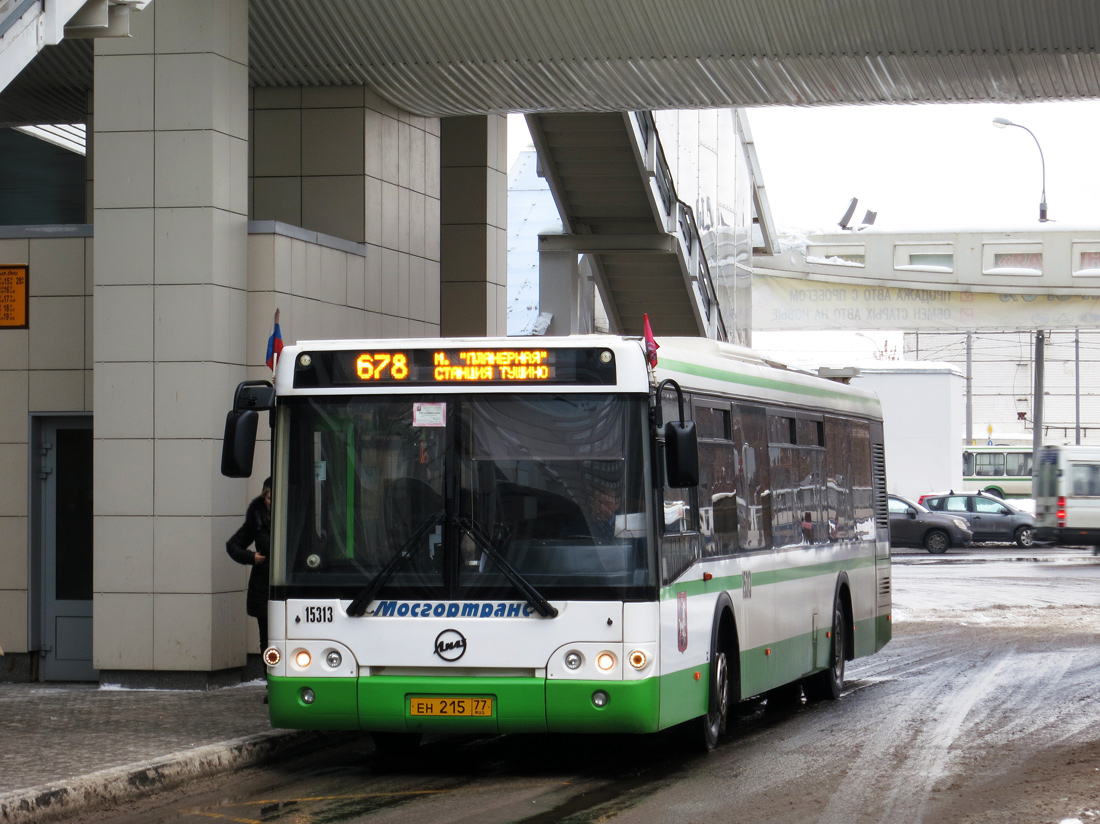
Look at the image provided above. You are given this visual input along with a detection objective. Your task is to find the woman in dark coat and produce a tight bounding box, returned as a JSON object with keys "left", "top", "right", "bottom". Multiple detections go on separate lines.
{"left": 226, "top": 478, "right": 271, "bottom": 651}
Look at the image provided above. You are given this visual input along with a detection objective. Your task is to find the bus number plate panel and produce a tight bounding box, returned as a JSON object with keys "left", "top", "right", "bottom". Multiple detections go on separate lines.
{"left": 409, "top": 696, "right": 494, "bottom": 717}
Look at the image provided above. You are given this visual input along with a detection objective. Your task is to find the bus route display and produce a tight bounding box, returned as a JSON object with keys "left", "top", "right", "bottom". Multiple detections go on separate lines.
{"left": 293, "top": 347, "right": 618, "bottom": 388}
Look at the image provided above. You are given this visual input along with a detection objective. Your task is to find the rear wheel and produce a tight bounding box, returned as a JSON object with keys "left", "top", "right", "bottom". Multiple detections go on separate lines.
{"left": 924, "top": 529, "right": 949, "bottom": 554}
{"left": 1015, "top": 526, "right": 1035, "bottom": 548}
{"left": 804, "top": 598, "right": 846, "bottom": 702}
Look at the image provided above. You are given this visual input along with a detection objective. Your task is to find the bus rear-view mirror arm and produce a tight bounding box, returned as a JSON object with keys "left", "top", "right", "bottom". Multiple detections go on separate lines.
{"left": 656, "top": 379, "right": 699, "bottom": 488}
{"left": 220, "top": 380, "right": 275, "bottom": 478}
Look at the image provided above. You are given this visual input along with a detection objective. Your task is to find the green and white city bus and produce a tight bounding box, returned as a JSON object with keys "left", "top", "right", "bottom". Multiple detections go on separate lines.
{"left": 221, "top": 335, "right": 892, "bottom": 752}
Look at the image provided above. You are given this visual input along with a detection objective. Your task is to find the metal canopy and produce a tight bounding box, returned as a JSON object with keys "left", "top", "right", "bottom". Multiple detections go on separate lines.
{"left": 4, "top": 0, "right": 1100, "bottom": 126}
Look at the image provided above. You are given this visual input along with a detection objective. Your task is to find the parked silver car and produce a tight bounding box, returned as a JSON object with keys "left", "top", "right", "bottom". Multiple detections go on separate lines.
{"left": 888, "top": 494, "right": 973, "bottom": 554}
{"left": 919, "top": 491, "right": 1038, "bottom": 547}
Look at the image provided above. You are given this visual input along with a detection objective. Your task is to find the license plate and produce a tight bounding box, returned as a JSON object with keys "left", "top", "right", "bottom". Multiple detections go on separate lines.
{"left": 409, "top": 696, "right": 494, "bottom": 717}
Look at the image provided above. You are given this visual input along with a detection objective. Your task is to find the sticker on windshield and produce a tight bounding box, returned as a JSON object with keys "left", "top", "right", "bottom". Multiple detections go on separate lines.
{"left": 414, "top": 402, "right": 446, "bottom": 427}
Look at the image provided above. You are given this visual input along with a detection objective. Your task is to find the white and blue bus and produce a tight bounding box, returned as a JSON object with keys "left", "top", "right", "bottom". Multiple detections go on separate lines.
{"left": 221, "top": 335, "right": 891, "bottom": 752}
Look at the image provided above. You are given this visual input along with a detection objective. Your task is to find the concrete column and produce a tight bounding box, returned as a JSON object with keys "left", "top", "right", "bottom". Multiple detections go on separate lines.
{"left": 439, "top": 115, "right": 507, "bottom": 336}
{"left": 538, "top": 248, "right": 596, "bottom": 335}
{"left": 92, "top": 0, "right": 250, "bottom": 683}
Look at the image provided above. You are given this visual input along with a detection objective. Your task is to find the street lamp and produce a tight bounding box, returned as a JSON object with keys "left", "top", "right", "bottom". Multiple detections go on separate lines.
{"left": 992, "top": 116, "right": 1048, "bottom": 222}
{"left": 992, "top": 116, "right": 1049, "bottom": 492}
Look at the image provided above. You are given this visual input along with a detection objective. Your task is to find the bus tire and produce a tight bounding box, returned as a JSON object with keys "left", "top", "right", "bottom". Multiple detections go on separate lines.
{"left": 804, "top": 594, "right": 846, "bottom": 702}
{"left": 371, "top": 731, "right": 422, "bottom": 756}
{"left": 1014, "top": 526, "right": 1035, "bottom": 548}
{"left": 984, "top": 487, "right": 1003, "bottom": 498}
{"left": 923, "top": 529, "right": 949, "bottom": 554}
{"left": 694, "top": 599, "right": 736, "bottom": 753}
{"left": 700, "top": 630, "right": 731, "bottom": 751}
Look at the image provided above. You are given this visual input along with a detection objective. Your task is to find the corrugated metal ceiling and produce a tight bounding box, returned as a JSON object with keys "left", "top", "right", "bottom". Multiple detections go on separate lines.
{"left": 3, "top": 0, "right": 1100, "bottom": 126}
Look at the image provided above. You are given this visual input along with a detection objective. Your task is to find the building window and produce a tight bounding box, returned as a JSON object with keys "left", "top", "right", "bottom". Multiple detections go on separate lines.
{"left": 892, "top": 243, "right": 953, "bottom": 273}
{"left": 982, "top": 243, "right": 1043, "bottom": 276}
{"left": 806, "top": 244, "right": 865, "bottom": 267}
{"left": 1072, "top": 244, "right": 1100, "bottom": 277}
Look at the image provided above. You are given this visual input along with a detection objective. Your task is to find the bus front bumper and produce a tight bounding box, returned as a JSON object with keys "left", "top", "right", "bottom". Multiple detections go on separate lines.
{"left": 267, "top": 674, "right": 661, "bottom": 735}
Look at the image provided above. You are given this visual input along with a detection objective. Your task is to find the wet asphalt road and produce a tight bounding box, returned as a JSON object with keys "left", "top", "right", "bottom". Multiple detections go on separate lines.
{"left": 77, "top": 546, "right": 1100, "bottom": 824}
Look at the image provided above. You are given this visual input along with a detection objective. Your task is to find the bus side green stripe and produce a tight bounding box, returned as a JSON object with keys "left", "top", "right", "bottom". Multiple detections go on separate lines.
{"left": 659, "top": 356, "right": 880, "bottom": 413}
{"left": 659, "top": 553, "right": 878, "bottom": 599}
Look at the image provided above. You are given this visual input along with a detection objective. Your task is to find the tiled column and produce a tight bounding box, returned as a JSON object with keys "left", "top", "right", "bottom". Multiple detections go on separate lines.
{"left": 93, "top": 0, "right": 249, "bottom": 683}
{"left": 439, "top": 115, "right": 507, "bottom": 336}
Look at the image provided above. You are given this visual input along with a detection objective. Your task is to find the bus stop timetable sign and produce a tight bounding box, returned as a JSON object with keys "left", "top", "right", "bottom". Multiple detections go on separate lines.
{"left": 0, "top": 265, "right": 27, "bottom": 329}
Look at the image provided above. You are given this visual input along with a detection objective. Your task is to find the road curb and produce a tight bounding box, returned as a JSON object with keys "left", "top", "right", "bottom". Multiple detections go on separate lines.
{"left": 0, "top": 729, "right": 351, "bottom": 824}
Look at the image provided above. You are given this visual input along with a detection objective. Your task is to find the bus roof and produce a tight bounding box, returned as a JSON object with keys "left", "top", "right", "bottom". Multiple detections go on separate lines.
{"left": 272, "top": 335, "right": 882, "bottom": 419}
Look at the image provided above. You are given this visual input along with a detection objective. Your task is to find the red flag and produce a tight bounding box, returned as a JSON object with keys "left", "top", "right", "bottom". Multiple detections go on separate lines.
{"left": 266, "top": 308, "right": 284, "bottom": 371}
{"left": 643, "top": 313, "right": 659, "bottom": 368}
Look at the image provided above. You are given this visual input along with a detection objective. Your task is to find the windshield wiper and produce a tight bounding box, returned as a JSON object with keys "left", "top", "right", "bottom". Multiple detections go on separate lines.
{"left": 457, "top": 516, "right": 559, "bottom": 618}
{"left": 346, "top": 510, "right": 445, "bottom": 617}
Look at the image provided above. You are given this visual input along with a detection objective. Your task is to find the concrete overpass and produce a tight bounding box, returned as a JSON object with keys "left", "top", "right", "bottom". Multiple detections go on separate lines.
{"left": 753, "top": 225, "right": 1100, "bottom": 333}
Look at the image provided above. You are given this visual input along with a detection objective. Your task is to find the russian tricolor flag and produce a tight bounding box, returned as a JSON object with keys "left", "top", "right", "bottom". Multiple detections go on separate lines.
{"left": 266, "top": 308, "right": 284, "bottom": 371}
{"left": 643, "top": 313, "right": 659, "bottom": 368}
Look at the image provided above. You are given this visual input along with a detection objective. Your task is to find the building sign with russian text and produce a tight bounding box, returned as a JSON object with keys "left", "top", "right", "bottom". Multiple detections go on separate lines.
{"left": 754, "top": 274, "right": 1100, "bottom": 332}
{"left": 0, "top": 266, "right": 28, "bottom": 329}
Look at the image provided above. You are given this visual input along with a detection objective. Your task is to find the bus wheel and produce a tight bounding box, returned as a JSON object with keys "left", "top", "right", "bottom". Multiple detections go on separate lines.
{"left": 371, "top": 731, "right": 422, "bottom": 756}
{"left": 804, "top": 598, "right": 846, "bottom": 702}
{"left": 984, "top": 487, "right": 1003, "bottom": 498}
{"left": 700, "top": 636, "right": 730, "bottom": 751}
{"left": 1015, "top": 526, "right": 1035, "bottom": 548}
{"left": 923, "top": 529, "right": 949, "bottom": 554}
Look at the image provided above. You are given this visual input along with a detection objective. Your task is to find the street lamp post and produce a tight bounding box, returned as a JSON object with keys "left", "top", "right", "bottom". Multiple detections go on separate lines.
{"left": 992, "top": 116, "right": 1048, "bottom": 223}
{"left": 992, "top": 116, "right": 1049, "bottom": 494}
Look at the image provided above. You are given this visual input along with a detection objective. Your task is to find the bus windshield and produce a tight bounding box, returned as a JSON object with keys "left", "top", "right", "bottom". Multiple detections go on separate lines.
{"left": 275, "top": 393, "right": 655, "bottom": 601}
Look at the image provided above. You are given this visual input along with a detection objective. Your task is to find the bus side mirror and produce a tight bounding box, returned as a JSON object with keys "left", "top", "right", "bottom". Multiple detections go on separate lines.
{"left": 221, "top": 409, "right": 259, "bottom": 478}
{"left": 664, "top": 420, "right": 699, "bottom": 488}
{"left": 220, "top": 380, "right": 274, "bottom": 478}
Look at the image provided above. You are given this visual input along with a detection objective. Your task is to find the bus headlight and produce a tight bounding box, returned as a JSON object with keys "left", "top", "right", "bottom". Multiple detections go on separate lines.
{"left": 263, "top": 647, "right": 281, "bottom": 666}
{"left": 564, "top": 651, "right": 583, "bottom": 670}
{"left": 295, "top": 650, "right": 311, "bottom": 668}
{"left": 628, "top": 649, "right": 648, "bottom": 669}
{"left": 596, "top": 652, "right": 615, "bottom": 672}
{"left": 325, "top": 650, "right": 342, "bottom": 669}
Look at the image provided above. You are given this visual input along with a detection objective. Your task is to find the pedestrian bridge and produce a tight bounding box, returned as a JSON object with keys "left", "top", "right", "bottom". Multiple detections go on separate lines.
{"left": 753, "top": 226, "right": 1100, "bottom": 332}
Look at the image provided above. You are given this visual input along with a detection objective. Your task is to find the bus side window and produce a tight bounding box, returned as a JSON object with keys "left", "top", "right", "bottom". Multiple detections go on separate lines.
{"left": 734, "top": 404, "right": 770, "bottom": 550}
{"left": 694, "top": 400, "right": 738, "bottom": 557}
{"left": 976, "top": 452, "right": 1005, "bottom": 477}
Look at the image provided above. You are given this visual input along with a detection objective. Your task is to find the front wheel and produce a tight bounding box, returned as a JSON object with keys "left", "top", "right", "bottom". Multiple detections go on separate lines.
{"left": 924, "top": 529, "right": 949, "bottom": 554}
{"left": 804, "top": 598, "right": 846, "bottom": 702}
{"left": 1015, "top": 526, "right": 1035, "bottom": 548}
{"left": 699, "top": 643, "right": 730, "bottom": 751}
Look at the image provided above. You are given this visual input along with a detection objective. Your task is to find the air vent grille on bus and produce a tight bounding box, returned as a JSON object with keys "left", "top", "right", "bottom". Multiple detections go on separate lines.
{"left": 872, "top": 443, "right": 889, "bottom": 531}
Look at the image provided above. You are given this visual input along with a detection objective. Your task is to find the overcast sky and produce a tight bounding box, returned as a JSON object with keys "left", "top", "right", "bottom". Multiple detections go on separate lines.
{"left": 744, "top": 100, "right": 1100, "bottom": 233}
{"left": 511, "top": 101, "right": 1100, "bottom": 233}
